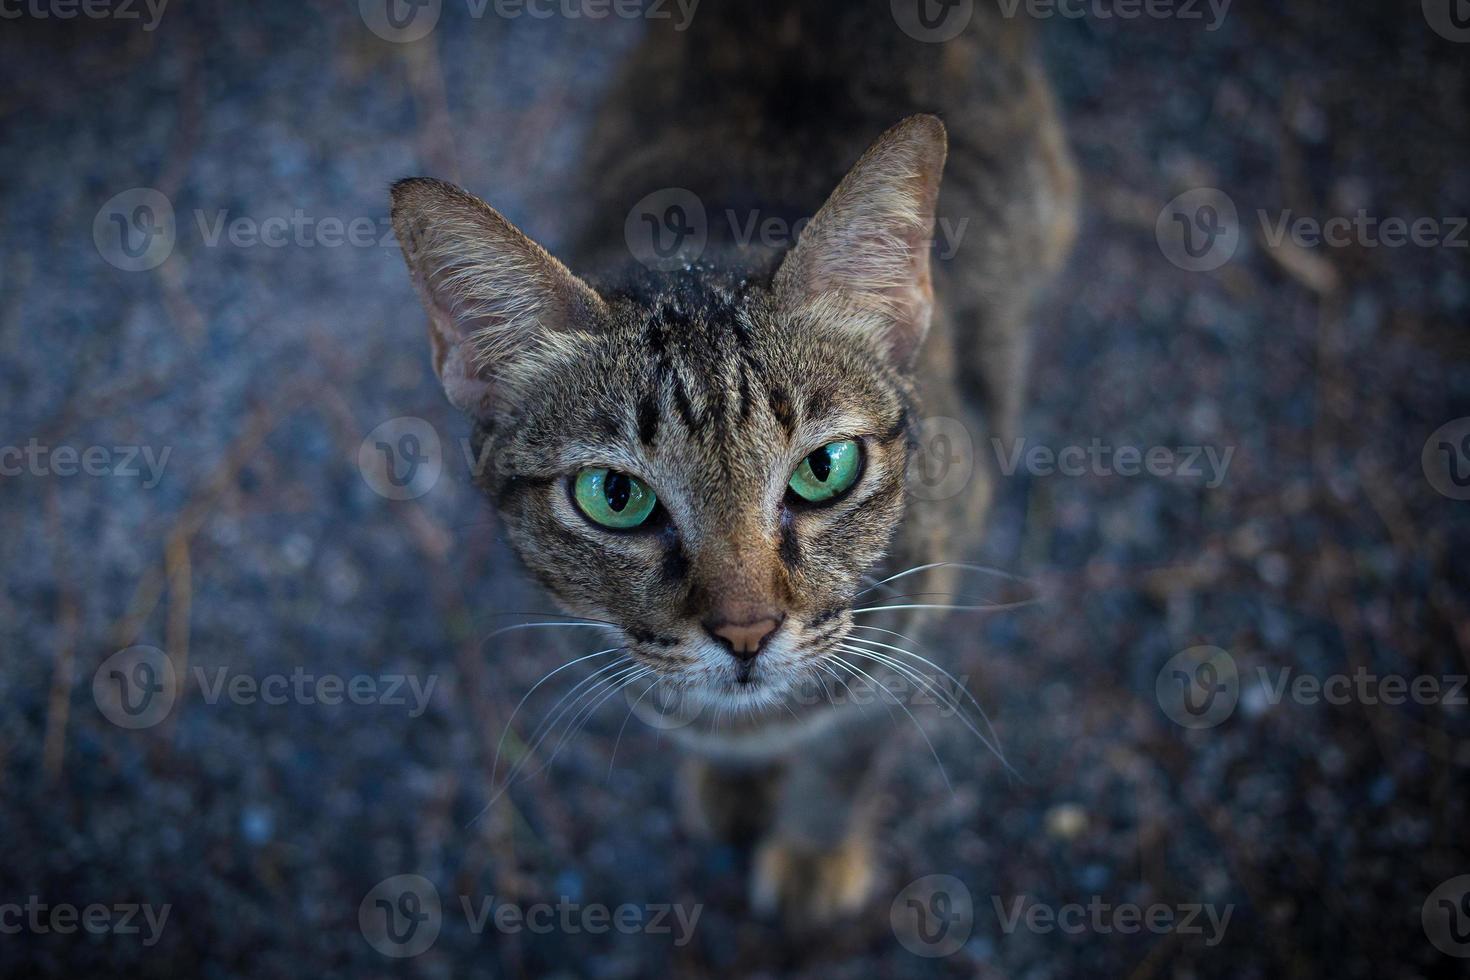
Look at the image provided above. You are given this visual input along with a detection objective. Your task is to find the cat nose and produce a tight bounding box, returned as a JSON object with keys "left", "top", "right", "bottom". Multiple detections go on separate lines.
{"left": 704, "top": 614, "right": 783, "bottom": 662}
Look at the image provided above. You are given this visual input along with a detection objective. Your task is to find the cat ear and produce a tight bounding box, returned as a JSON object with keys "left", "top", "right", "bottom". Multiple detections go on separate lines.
{"left": 390, "top": 177, "right": 607, "bottom": 418}
{"left": 774, "top": 114, "right": 947, "bottom": 370}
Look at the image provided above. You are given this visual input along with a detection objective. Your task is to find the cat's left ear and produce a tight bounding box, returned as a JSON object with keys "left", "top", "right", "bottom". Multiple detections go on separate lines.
{"left": 774, "top": 114, "right": 947, "bottom": 371}
{"left": 390, "top": 177, "right": 607, "bottom": 418}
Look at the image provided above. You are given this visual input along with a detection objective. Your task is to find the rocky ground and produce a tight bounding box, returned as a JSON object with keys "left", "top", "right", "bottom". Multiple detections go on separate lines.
{"left": 1, "top": 1, "right": 1467, "bottom": 977}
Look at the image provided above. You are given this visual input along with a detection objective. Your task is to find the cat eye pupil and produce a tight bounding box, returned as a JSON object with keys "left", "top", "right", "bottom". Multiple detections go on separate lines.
{"left": 604, "top": 472, "right": 631, "bottom": 512}
{"left": 808, "top": 447, "right": 832, "bottom": 482}
{"left": 787, "top": 439, "right": 861, "bottom": 504}
{"left": 573, "top": 468, "right": 657, "bottom": 530}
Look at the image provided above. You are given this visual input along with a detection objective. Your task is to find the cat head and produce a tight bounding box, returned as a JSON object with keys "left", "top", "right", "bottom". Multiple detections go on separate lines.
{"left": 390, "top": 115, "right": 946, "bottom": 711}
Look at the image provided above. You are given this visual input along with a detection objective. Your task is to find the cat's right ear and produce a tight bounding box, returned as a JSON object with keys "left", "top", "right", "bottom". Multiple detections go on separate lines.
{"left": 773, "top": 115, "right": 947, "bottom": 372}
{"left": 390, "top": 178, "right": 606, "bottom": 418}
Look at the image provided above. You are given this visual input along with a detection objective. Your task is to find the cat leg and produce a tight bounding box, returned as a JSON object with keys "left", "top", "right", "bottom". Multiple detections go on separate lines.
{"left": 677, "top": 755, "right": 782, "bottom": 845}
{"left": 749, "top": 725, "right": 886, "bottom": 927}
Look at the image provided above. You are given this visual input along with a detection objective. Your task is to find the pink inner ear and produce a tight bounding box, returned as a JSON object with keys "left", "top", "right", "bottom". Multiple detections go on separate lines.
{"left": 773, "top": 117, "right": 946, "bottom": 370}
{"left": 437, "top": 341, "right": 495, "bottom": 418}
{"left": 782, "top": 205, "right": 938, "bottom": 370}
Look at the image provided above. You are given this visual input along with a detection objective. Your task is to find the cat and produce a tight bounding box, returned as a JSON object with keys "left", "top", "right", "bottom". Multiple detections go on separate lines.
{"left": 390, "top": 0, "right": 1076, "bottom": 927}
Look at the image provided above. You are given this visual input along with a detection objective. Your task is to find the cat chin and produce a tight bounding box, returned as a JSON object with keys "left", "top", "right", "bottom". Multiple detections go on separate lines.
{"left": 686, "top": 678, "right": 788, "bottom": 714}
{"left": 662, "top": 669, "right": 815, "bottom": 720}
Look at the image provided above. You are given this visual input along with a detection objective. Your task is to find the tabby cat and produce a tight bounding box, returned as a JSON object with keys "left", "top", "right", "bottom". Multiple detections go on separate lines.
{"left": 390, "top": 0, "right": 1075, "bottom": 925}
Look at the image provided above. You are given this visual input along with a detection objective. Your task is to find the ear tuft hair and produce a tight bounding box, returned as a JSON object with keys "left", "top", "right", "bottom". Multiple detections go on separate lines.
{"left": 774, "top": 115, "right": 948, "bottom": 370}
{"left": 390, "top": 178, "right": 606, "bottom": 417}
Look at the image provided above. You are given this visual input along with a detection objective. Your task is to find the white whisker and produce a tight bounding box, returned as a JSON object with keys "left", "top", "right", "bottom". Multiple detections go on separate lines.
{"left": 855, "top": 561, "right": 1038, "bottom": 598}
{"left": 844, "top": 626, "right": 1008, "bottom": 755}
{"left": 545, "top": 666, "right": 654, "bottom": 775}
{"left": 850, "top": 598, "right": 1040, "bottom": 615}
{"left": 489, "top": 647, "right": 625, "bottom": 792}
{"left": 607, "top": 675, "right": 661, "bottom": 779}
{"left": 841, "top": 640, "right": 1016, "bottom": 779}
{"left": 477, "top": 657, "right": 635, "bottom": 818}
{"left": 834, "top": 652, "right": 953, "bottom": 794}
{"left": 479, "top": 620, "right": 621, "bottom": 650}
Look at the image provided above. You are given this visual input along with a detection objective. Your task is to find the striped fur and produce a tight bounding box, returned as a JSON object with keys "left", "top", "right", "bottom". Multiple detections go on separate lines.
{"left": 391, "top": 0, "right": 1076, "bottom": 925}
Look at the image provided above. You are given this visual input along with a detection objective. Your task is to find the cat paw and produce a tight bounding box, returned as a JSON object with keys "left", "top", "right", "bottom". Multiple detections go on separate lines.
{"left": 750, "top": 835, "right": 876, "bottom": 927}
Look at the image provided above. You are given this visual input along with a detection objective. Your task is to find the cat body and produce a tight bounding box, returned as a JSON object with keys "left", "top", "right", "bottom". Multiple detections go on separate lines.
{"left": 391, "top": 0, "right": 1075, "bottom": 925}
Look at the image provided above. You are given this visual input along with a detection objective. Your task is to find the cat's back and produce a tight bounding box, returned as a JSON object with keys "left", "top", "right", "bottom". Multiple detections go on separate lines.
{"left": 573, "top": 0, "right": 1076, "bottom": 280}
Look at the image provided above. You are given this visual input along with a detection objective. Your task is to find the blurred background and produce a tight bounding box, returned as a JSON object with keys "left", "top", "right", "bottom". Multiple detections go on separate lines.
{"left": 2, "top": 0, "right": 1468, "bottom": 976}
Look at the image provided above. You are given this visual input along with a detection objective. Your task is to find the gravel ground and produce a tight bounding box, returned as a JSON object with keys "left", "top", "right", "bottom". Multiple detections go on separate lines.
{"left": 2, "top": 1, "right": 1468, "bottom": 977}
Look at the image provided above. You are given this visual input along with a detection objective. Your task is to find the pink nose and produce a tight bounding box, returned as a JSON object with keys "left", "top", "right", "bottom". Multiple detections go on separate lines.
{"left": 706, "top": 616, "right": 782, "bottom": 661}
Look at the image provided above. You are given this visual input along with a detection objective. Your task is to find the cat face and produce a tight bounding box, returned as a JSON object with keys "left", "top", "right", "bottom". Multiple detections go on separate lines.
{"left": 391, "top": 116, "right": 946, "bottom": 711}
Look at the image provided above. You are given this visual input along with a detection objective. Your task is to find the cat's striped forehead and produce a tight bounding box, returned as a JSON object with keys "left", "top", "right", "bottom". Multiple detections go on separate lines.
{"left": 538, "top": 280, "right": 912, "bottom": 496}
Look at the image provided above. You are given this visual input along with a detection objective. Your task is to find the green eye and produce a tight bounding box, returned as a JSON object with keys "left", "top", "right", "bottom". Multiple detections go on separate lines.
{"left": 573, "top": 468, "right": 658, "bottom": 529}
{"left": 788, "top": 439, "right": 862, "bottom": 503}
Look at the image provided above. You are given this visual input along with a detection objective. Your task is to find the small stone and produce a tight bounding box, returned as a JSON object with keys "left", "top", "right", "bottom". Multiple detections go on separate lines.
{"left": 1045, "top": 803, "right": 1088, "bottom": 840}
